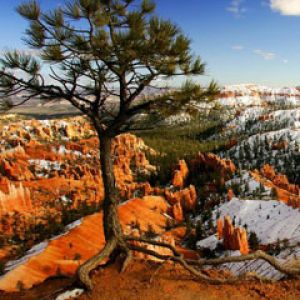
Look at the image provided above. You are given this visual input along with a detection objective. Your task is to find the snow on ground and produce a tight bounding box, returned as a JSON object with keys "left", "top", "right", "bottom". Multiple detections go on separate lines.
{"left": 220, "top": 126, "right": 300, "bottom": 182}
{"left": 2, "top": 242, "right": 49, "bottom": 274}
{"left": 236, "top": 128, "right": 300, "bottom": 150}
{"left": 214, "top": 198, "right": 300, "bottom": 244}
{"left": 163, "top": 112, "right": 192, "bottom": 125}
{"left": 217, "top": 247, "right": 300, "bottom": 281}
{"left": 28, "top": 159, "right": 61, "bottom": 171}
{"left": 196, "top": 198, "right": 300, "bottom": 280}
{"left": 230, "top": 108, "right": 299, "bottom": 134}
{"left": 55, "top": 288, "right": 84, "bottom": 300}
{"left": 219, "top": 84, "right": 300, "bottom": 107}
{"left": 217, "top": 107, "right": 300, "bottom": 139}
{"left": 226, "top": 171, "right": 272, "bottom": 197}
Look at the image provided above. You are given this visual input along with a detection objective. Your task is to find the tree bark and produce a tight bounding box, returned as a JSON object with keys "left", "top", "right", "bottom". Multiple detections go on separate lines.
{"left": 78, "top": 132, "right": 128, "bottom": 290}
{"left": 99, "top": 134, "right": 123, "bottom": 242}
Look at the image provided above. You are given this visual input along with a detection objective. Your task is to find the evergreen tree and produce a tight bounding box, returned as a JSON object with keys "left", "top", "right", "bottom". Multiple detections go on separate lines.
{"left": 270, "top": 187, "right": 278, "bottom": 199}
{"left": 0, "top": 0, "right": 218, "bottom": 289}
{"left": 248, "top": 231, "right": 260, "bottom": 250}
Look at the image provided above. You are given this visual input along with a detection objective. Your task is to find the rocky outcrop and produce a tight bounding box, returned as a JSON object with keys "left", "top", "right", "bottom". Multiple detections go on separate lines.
{"left": 260, "top": 164, "right": 276, "bottom": 180}
{"left": 219, "top": 84, "right": 300, "bottom": 106}
{"left": 225, "top": 139, "right": 238, "bottom": 150}
{"left": 218, "top": 216, "right": 249, "bottom": 254}
{"left": 227, "top": 188, "right": 234, "bottom": 201}
{"left": 0, "top": 183, "right": 32, "bottom": 215}
{"left": 217, "top": 218, "right": 223, "bottom": 240}
{"left": 0, "top": 196, "right": 171, "bottom": 292}
{"left": 197, "top": 153, "right": 236, "bottom": 175}
{"left": 260, "top": 164, "right": 299, "bottom": 194}
{"left": 259, "top": 114, "right": 274, "bottom": 122}
{"left": 190, "top": 153, "right": 236, "bottom": 186}
{"left": 165, "top": 185, "right": 197, "bottom": 222}
{"left": 272, "top": 141, "right": 288, "bottom": 150}
{"left": 171, "top": 203, "right": 184, "bottom": 222}
{"left": 0, "top": 117, "right": 202, "bottom": 292}
{"left": 132, "top": 233, "right": 175, "bottom": 261}
{"left": 252, "top": 164, "right": 300, "bottom": 208}
{"left": 171, "top": 160, "right": 189, "bottom": 188}
{"left": 0, "top": 159, "right": 34, "bottom": 181}
{"left": 0, "top": 117, "right": 161, "bottom": 252}
{"left": 0, "top": 116, "right": 94, "bottom": 144}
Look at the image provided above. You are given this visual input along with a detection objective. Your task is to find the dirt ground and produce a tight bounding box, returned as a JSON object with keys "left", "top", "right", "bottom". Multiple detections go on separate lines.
{"left": 0, "top": 260, "right": 299, "bottom": 300}
{"left": 77, "top": 261, "right": 300, "bottom": 300}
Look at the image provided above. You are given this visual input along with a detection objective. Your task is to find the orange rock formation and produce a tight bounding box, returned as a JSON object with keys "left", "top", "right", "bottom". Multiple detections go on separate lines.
{"left": 190, "top": 152, "right": 236, "bottom": 186}
{"left": 217, "top": 216, "right": 249, "bottom": 254}
{"left": 0, "top": 183, "right": 32, "bottom": 214}
{"left": 172, "top": 160, "right": 189, "bottom": 188}
{"left": 252, "top": 164, "right": 300, "bottom": 208}
{"left": 0, "top": 196, "right": 181, "bottom": 292}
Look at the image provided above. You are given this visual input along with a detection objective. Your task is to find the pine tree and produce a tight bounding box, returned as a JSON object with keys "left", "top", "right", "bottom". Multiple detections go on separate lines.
{"left": 0, "top": 0, "right": 218, "bottom": 289}
{"left": 248, "top": 231, "right": 260, "bottom": 250}
{"left": 270, "top": 187, "right": 278, "bottom": 199}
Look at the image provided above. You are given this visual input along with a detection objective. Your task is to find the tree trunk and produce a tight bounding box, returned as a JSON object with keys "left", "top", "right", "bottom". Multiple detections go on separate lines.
{"left": 99, "top": 134, "right": 123, "bottom": 242}
{"left": 78, "top": 132, "right": 128, "bottom": 290}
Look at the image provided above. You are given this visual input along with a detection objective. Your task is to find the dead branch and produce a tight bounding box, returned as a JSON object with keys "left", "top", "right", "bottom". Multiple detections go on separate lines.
{"left": 124, "top": 236, "right": 300, "bottom": 285}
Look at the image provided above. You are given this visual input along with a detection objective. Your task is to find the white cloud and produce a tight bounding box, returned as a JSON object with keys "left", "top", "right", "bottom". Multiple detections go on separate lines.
{"left": 270, "top": 0, "right": 300, "bottom": 16}
{"left": 253, "top": 49, "right": 277, "bottom": 60}
{"left": 232, "top": 45, "right": 244, "bottom": 50}
{"left": 227, "top": 0, "right": 247, "bottom": 17}
{"left": 283, "top": 59, "right": 289, "bottom": 63}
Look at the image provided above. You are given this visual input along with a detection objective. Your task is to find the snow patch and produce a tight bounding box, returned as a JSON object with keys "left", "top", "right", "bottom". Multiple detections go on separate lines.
{"left": 55, "top": 288, "right": 84, "bottom": 300}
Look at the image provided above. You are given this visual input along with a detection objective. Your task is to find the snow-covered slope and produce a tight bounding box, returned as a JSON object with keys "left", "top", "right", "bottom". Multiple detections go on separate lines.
{"left": 197, "top": 198, "right": 300, "bottom": 280}
{"left": 225, "top": 108, "right": 300, "bottom": 136}
{"left": 213, "top": 199, "right": 300, "bottom": 245}
{"left": 219, "top": 84, "right": 300, "bottom": 107}
{"left": 218, "top": 107, "right": 300, "bottom": 184}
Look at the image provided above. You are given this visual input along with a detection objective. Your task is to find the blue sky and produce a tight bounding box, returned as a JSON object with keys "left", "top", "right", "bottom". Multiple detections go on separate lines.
{"left": 0, "top": 0, "right": 300, "bottom": 86}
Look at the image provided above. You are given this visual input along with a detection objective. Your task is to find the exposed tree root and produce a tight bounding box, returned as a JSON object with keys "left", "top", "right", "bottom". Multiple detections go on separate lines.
{"left": 77, "top": 239, "right": 117, "bottom": 290}
{"left": 125, "top": 235, "right": 181, "bottom": 257}
{"left": 128, "top": 243, "right": 252, "bottom": 284}
{"left": 125, "top": 236, "right": 300, "bottom": 284}
{"left": 187, "top": 250, "right": 300, "bottom": 277}
{"left": 77, "top": 235, "right": 300, "bottom": 290}
{"left": 119, "top": 244, "right": 133, "bottom": 273}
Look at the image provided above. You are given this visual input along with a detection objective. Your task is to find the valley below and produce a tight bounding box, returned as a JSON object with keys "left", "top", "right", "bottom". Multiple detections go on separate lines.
{"left": 0, "top": 84, "right": 299, "bottom": 299}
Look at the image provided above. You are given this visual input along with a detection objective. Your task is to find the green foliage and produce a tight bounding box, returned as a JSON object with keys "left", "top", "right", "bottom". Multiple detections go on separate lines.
{"left": 17, "top": 0, "right": 41, "bottom": 21}
{"left": 195, "top": 220, "right": 205, "bottom": 240}
{"left": 270, "top": 187, "right": 278, "bottom": 199}
{"left": 0, "top": 0, "right": 218, "bottom": 137}
{"left": 1, "top": 51, "right": 40, "bottom": 75}
{"left": 248, "top": 231, "right": 260, "bottom": 250}
{"left": 149, "top": 81, "right": 219, "bottom": 122}
{"left": 137, "top": 118, "right": 228, "bottom": 186}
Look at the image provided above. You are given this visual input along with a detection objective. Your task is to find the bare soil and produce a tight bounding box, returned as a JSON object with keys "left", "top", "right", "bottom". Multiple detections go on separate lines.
{"left": 78, "top": 260, "right": 300, "bottom": 300}
{"left": 0, "top": 260, "right": 299, "bottom": 300}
